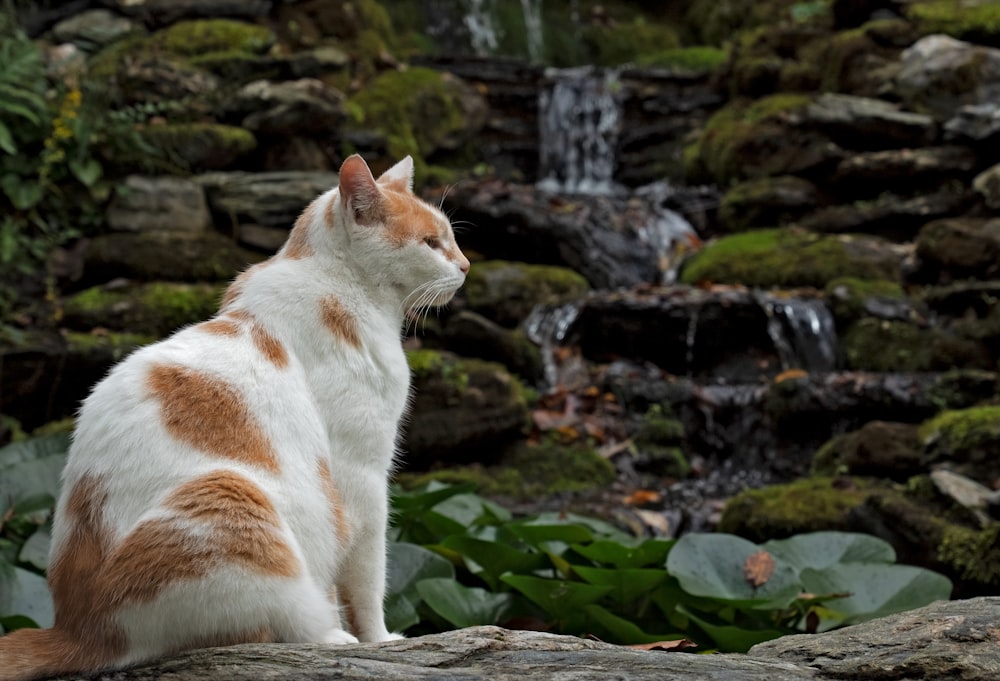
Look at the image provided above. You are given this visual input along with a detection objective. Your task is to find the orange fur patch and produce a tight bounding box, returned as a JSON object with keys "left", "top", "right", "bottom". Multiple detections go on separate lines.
{"left": 283, "top": 204, "right": 316, "bottom": 260}
{"left": 319, "top": 296, "right": 361, "bottom": 348}
{"left": 200, "top": 311, "right": 289, "bottom": 369}
{"left": 381, "top": 190, "right": 442, "bottom": 249}
{"left": 324, "top": 193, "right": 337, "bottom": 230}
{"left": 198, "top": 318, "right": 242, "bottom": 337}
{"left": 147, "top": 363, "right": 280, "bottom": 473}
{"left": 317, "top": 459, "right": 350, "bottom": 545}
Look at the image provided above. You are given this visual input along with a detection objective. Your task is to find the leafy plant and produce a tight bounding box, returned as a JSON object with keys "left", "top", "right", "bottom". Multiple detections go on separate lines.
{"left": 0, "top": 435, "right": 953, "bottom": 652}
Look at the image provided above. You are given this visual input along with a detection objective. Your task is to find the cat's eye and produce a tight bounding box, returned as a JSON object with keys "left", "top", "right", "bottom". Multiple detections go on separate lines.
{"left": 424, "top": 236, "right": 440, "bottom": 249}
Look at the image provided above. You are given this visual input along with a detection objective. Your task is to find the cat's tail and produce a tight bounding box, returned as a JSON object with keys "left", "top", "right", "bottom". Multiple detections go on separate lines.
{"left": 0, "top": 627, "right": 93, "bottom": 681}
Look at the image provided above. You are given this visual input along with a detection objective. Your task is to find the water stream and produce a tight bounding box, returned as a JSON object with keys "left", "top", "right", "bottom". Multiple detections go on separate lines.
{"left": 757, "top": 295, "right": 839, "bottom": 373}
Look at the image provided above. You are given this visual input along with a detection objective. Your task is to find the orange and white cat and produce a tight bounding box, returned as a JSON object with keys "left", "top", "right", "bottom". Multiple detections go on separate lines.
{"left": 0, "top": 155, "right": 470, "bottom": 681}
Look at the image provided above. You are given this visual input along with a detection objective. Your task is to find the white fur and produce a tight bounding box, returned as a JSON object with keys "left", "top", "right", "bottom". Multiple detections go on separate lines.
{"left": 49, "top": 155, "right": 468, "bottom": 667}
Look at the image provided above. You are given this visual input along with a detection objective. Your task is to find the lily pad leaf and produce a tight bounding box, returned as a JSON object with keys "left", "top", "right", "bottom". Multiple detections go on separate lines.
{"left": 415, "top": 577, "right": 511, "bottom": 629}
{"left": 764, "top": 532, "right": 895, "bottom": 571}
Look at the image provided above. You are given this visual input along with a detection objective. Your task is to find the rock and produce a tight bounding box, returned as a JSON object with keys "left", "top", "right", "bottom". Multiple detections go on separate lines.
{"left": 62, "top": 281, "right": 225, "bottom": 337}
{"left": 194, "top": 170, "right": 338, "bottom": 234}
{"left": 462, "top": 260, "right": 589, "bottom": 328}
{"left": 278, "top": 46, "right": 350, "bottom": 78}
{"left": 830, "top": 146, "right": 977, "bottom": 199}
{"left": 800, "top": 188, "right": 972, "bottom": 241}
{"left": 920, "top": 405, "right": 1000, "bottom": 486}
{"left": 973, "top": 163, "right": 1000, "bottom": 209}
{"left": 81, "top": 231, "right": 260, "bottom": 285}
{"left": 718, "top": 176, "right": 820, "bottom": 233}
{"left": 840, "top": 317, "right": 993, "bottom": 372}
{"left": 894, "top": 34, "right": 1000, "bottom": 121}
{"left": 824, "top": 277, "right": 912, "bottom": 327}
{"left": 105, "top": 0, "right": 273, "bottom": 27}
{"left": 51, "top": 9, "right": 138, "bottom": 51}
{"left": 930, "top": 469, "right": 994, "bottom": 525}
{"left": 945, "top": 103, "right": 1000, "bottom": 144}
{"left": 136, "top": 123, "right": 257, "bottom": 172}
{"left": 405, "top": 350, "right": 530, "bottom": 466}
{"left": 914, "top": 218, "right": 1000, "bottom": 283}
{"left": 812, "top": 421, "right": 924, "bottom": 479}
{"left": 110, "top": 57, "right": 221, "bottom": 106}
{"left": 801, "top": 92, "right": 938, "bottom": 149}
{"left": 751, "top": 597, "right": 1000, "bottom": 680}
{"left": 106, "top": 176, "right": 213, "bottom": 234}
{"left": 440, "top": 311, "right": 545, "bottom": 384}
{"left": 227, "top": 79, "right": 348, "bottom": 135}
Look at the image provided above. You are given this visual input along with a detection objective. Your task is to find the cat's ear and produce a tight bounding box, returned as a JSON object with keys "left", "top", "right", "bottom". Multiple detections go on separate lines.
{"left": 376, "top": 156, "right": 414, "bottom": 193}
{"left": 338, "top": 154, "right": 382, "bottom": 223}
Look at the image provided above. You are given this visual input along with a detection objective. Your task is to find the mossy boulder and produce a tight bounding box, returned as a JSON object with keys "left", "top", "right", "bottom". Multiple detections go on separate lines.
{"left": 62, "top": 282, "right": 225, "bottom": 338}
{"left": 938, "top": 524, "right": 1000, "bottom": 591}
{"left": 634, "top": 46, "right": 728, "bottom": 72}
{"left": 136, "top": 123, "right": 257, "bottom": 172}
{"left": 906, "top": 1, "right": 1000, "bottom": 44}
{"left": 684, "top": 94, "right": 839, "bottom": 186}
{"left": 914, "top": 218, "right": 1000, "bottom": 284}
{"left": 404, "top": 350, "right": 531, "bottom": 465}
{"left": 463, "top": 260, "right": 590, "bottom": 328}
{"left": 580, "top": 19, "right": 681, "bottom": 66}
{"left": 718, "top": 476, "right": 877, "bottom": 542}
{"left": 346, "top": 67, "right": 487, "bottom": 174}
{"left": 718, "top": 176, "right": 820, "bottom": 232}
{"left": 818, "top": 19, "right": 915, "bottom": 96}
{"left": 920, "top": 406, "right": 1000, "bottom": 485}
{"left": 679, "top": 228, "right": 901, "bottom": 288}
{"left": 441, "top": 311, "right": 545, "bottom": 384}
{"left": 685, "top": 0, "right": 829, "bottom": 46}
{"left": 824, "top": 276, "right": 907, "bottom": 327}
{"left": 631, "top": 405, "right": 690, "bottom": 479}
{"left": 841, "top": 318, "right": 993, "bottom": 372}
{"left": 812, "top": 421, "right": 924, "bottom": 480}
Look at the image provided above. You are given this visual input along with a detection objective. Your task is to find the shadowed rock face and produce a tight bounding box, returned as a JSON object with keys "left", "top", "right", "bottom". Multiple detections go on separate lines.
{"left": 64, "top": 598, "right": 999, "bottom": 681}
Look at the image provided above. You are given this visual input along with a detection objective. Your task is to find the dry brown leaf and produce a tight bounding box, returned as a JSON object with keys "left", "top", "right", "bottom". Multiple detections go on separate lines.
{"left": 623, "top": 489, "right": 662, "bottom": 506}
{"left": 774, "top": 368, "right": 808, "bottom": 383}
{"left": 743, "top": 549, "right": 776, "bottom": 588}
{"left": 628, "top": 639, "right": 698, "bottom": 652}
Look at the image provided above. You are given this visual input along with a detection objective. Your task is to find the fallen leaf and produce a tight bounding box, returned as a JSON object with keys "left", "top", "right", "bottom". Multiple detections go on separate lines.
{"left": 623, "top": 489, "right": 662, "bottom": 506}
{"left": 634, "top": 509, "right": 671, "bottom": 536}
{"left": 774, "top": 368, "right": 808, "bottom": 383}
{"left": 743, "top": 549, "right": 776, "bottom": 588}
{"left": 628, "top": 639, "right": 698, "bottom": 652}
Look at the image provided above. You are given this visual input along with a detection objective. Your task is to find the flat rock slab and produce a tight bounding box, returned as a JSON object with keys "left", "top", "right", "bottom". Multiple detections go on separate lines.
{"left": 54, "top": 599, "right": 1000, "bottom": 681}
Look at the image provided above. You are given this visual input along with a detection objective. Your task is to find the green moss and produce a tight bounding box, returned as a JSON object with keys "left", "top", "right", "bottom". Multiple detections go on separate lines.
{"left": 63, "top": 282, "right": 225, "bottom": 337}
{"left": 157, "top": 19, "right": 274, "bottom": 56}
{"left": 679, "top": 229, "right": 900, "bottom": 288}
{"left": 464, "top": 260, "right": 590, "bottom": 327}
{"left": 406, "top": 349, "right": 469, "bottom": 395}
{"left": 824, "top": 277, "right": 905, "bottom": 326}
{"left": 631, "top": 405, "right": 690, "bottom": 478}
{"left": 907, "top": 1, "right": 1000, "bottom": 42}
{"left": 138, "top": 123, "right": 256, "bottom": 171}
{"left": 718, "top": 176, "right": 817, "bottom": 232}
{"left": 842, "top": 319, "right": 991, "bottom": 372}
{"left": 636, "top": 46, "right": 728, "bottom": 71}
{"left": 938, "top": 524, "right": 1000, "bottom": 586}
{"left": 719, "top": 476, "right": 874, "bottom": 541}
{"left": 64, "top": 331, "right": 155, "bottom": 361}
{"left": 919, "top": 405, "right": 1000, "bottom": 454}
{"left": 581, "top": 19, "right": 680, "bottom": 66}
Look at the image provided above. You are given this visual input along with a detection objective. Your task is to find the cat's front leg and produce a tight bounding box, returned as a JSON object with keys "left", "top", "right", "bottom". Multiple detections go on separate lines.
{"left": 337, "top": 482, "right": 400, "bottom": 642}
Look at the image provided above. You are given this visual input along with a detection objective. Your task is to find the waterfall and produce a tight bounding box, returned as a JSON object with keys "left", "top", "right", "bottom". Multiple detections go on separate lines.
{"left": 537, "top": 67, "right": 622, "bottom": 195}
{"left": 524, "top": 301, "right": 583, "bottom": 389}
{"left": 463, "top": 0, "right": 501, "bottom": 55}
{"left": 758, "top": 295, "right": 839, "bottom": 373}
{"left": 520, "top": 0, "right": 544, "bottom": 62}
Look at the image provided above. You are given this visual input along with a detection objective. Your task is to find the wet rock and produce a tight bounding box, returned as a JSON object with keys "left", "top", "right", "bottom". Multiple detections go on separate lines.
{"left": 404, "top": 350, "right": 530, "bottom": 466}
{"left": 930, "top": 469, "right": 994, "bottom": 525}
{"left": 894, "top": 34, "right": 1000, "bottom": 121}
{"left": 462, "top": 260, "right": 589, "bottom": 328}
{"left": 81, "top": 231, "right": 260, "bottom": 285}
{"left": 824, "top": 277, "right": 913, "bottom": 327}
{"left": 194, "top": 171, "right": 338, "bottom": 238}
{"left": 109, "top": 57, "right": 221, "bottom": 106}
{"left": 830, "top": 145, "right": 977, "bottom": 199}
{"left": 136, "top": 123, "right": 257, "bottom": 172}
{"left": 105, "top": 0, "right": 272, "bottom": 27}
{"left": 106, "top": 176, "right": 213, "bottom": 234}
{"left": 51, "top": 9, "right": 139, "bottom": 51}
{"left": 226, "top": 79, "right": 348, "bottom": 135}
{"left": 277, "top": 46, "right": 350, "bottom": 79}
{"left": 973, "top": 162, "right": 1000, "bottom": 209}
{"left": 811, "top": 420, "right": 923, "bottom": 479}
{"left": 718, "top": 176, "right": 820, "bottom": 233}
{"left": 841, "top": 317, "right": 993, "bottom": 372}
{"left": 914, "top": 217, "right": 1000, "bottom": 283}
{"left": 439, "top": 311, "right": 545, "bottom": 384}
{"left": 62, "top": 281, "right": 225, "bottom": 337}
{"left": 920, "top": 405, "right": 1000, "bottom": 486}
{"left": 945, "top": 103, "right": 1000, "bottom": 144}
{"left": 924, "top": 281, "right": 1000, "bottom": 317}
{"left": 800, "top": 92, "right": 938, "bottom": 149}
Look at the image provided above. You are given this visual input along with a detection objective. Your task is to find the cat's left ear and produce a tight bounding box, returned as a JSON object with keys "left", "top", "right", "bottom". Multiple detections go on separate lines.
{"left": 376, "top": 156, "right": 414, "bottom": 193}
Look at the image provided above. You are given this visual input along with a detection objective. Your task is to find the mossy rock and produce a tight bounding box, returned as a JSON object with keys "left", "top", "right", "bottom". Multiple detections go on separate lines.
{"left": 635, "top": 46, "right": 728, "bottom": 72}
{"left": 137, "top": 123, "right": 256, "bottom": 172}
{"left": 683, "top": 94, "right": 836, "bottom": 186}
{"left": 920, "top": 406, "right": 1000, "bottom": 484}
{"left": 685, "top": 0, "right": 830, "bottom": 46}
{"left": 631, "top": 405, "right": 690, "bottom": 478}
{"left": 346, "top": 67, "right": 486, "bottom": 175}
{"left": 62, "top": 282, "right": 225, "bottom": 338}
{"left": 441, "top": 311, "right": 545, "bottom": 384}
{"left": 824, "top": 276, "right": 906, "bottom": 327}
{"left": 718, "top": 476, "right": 877, "bottom": 542}
{"left": 718, "top": 175, "right": 820, "bottom": 232}
{"left": 580, "top": 19, "right": 680, "bottom": 66}
{"left": 398, "top": 439, "right": 615, "bottom": 501}
{"left": 404, "top": 350, "right": 531, "bottom": 464}
{"left": 818, "top": 19, "right": 915, "bottom": 96}
{"left": 811, "top": 421, "right": 923, "bottom": 480}
{"left": 64, "top": 331, "right": 156, "bottom": 370}
{"left": 906, "top": 1, "right": 1000, "bottom": 44}
{"left": 841, "top": 318, "right": 993, "bottom": 373}
{"left": 463, "top": 260, "right": 590, "bottom": 328}
{"left": 679, "top": 228, "right": 901, "bottom": 288}
{"left": 938, "top": 523, "right": 1000, "bottom": 589}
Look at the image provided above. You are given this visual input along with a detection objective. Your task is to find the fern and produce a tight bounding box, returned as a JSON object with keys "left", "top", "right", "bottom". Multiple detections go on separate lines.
{"left": 0, "top": 9, "right": 47, "bottom": 154}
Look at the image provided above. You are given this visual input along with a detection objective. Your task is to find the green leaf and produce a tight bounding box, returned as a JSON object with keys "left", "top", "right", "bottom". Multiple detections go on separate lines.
{"left": 386, "top": 542, "right": 455, "bottom": 602}
{"left": 799, "top": 563, "right": 952, "bottom": 623}
{"left": 391, "top": 482, "right": 475, "bottom": 514}
{"left": 666, "top": 534, "right": 801, "bottom": 608}
{"left": 384, "top": 592, "right": 419, "bottom": 633}
{"left": 69, "top": 157, "right": 102, "bottom": 188}
{"left": 415, "top": 578, "right": 511, "bottom": 629}
{"left": 0, "top": 614, "right": 39, "bottom": 633}
{"left": 0, "top": 121, "right": 15, "bottom": 154}
{"left": 441, "top": 535, "right": 548, "bottom": 589}
{"left": 500, "top": 574, "right": 612, "bottom": 621}
{"left": 0, "top": 434, "right": 69, "bottom": 513}
{"left": 583, "top": 604, "right": 683, "bottom": 644}
{"left": 572, "top": 566, "right": 667, "bottom": 608}
{"left": 1, "top": 172, "right": 42, "bottom": 210}
{"left": 18, "top": 528, "right": 50, "bottom": 571}
{"left": 678, "top": 605, "right": 785, "bottom": 653}
{"left": 763, "top": 532, "right": 896, "bottom": 571}
{"left": 572, "top": 538, "right": 674, "bottom": 569}
{"left": 0, "top": 567, "right": 53, "bottom": 629}
{"left": 507, "top": 522, "right": 595, "bottom": 547}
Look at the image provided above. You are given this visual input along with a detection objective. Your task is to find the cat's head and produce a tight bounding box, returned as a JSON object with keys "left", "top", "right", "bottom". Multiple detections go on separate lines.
{"left": 336, "top": 154, "right": 470, "bottom": 315}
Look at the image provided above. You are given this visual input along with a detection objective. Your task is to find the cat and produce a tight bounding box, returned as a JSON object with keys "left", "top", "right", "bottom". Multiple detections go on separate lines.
{"left": 0, "top": 154, "right": 470, "bottom": 681}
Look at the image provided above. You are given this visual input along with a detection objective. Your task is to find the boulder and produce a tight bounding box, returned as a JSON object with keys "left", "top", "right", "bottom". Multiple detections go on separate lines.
{"left": 945, "top": 103, "right": 1000, "bottom": 144}
{"left": 106, "top": 176, "right": 213, "bottom": 234}
{"left": 811, "top": 420, "right": 924, "bottom": 479}
{"left": 227, "top": 78, "right": 348, "bottom": 135}
{"left": 51, "top": 8, "right": 139, "bottom": 51}
{"left": 104, "top": 0, "right": 273, "bottom": 27}
{"left": 914, "top": 218, "right": 1000, "bottom": 283}
{"left": 973, "top": 162, "right": 1000, "bottom": 209}
{"left": 920, "top": 405, "right": 1000, "bottom": 486}
{"left": 718, "top": 176, "right": 820, "bottom": 233}
{"left": 61, "top": 281, "right": 225, "bottom": 337}
{"left": 800, "top": 188, "right": 972, "bottom": 241}
{"left": 439, "top": 311, "right": 545, "bottom": 384}
{"left": 136, "top": 123, "right": 257, "bottom": 172}
{"left": 829, "top": 145, "right": 977, "bottom": 199}
{"left": 800, "top": 92, "right": 938, "bottom": 149}
{"left": 462, "top": 260, "right": 589, "bottom": 328}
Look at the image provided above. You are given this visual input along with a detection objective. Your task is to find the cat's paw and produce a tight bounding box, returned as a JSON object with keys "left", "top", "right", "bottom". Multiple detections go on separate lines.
{"left": 323, "top": 628, "right": 360, "bottom": 645}
{"left": 384, "top": 632, "right": 406, "bottom": 641}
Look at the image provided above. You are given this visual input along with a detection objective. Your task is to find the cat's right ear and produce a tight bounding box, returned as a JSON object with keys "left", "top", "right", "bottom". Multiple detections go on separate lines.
{"left": 338, "top": 154, "right": 382, "bottom": 224}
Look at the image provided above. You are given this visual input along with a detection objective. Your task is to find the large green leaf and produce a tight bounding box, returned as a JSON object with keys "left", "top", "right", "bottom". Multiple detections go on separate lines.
{"left": 800, "top": 563, "right": 952, "bottom": 624}
{"left": 0, "top": 566, "right": 53, "bottom": 629}
{"left": 572, "top": 566, "right": 667, "bottom": 608}
{"left": 666, "top": 534, "right": 801, "bottom": 608}
{"left": 764, "top": 532, "right": 896, "bottom": 571}
{"left": 384, "top": 592, "right": 419, "bottom": 633}
{"left": 501, "top": 574, "right": 612, "bottom": 621}
{"left": 1, "top": 172, "right": 42, "bottom": 210}
{"left": 0, "top": 434, "right": 70, "bottom": 468}
{"left": 583, "top": 603, "right": 682, "bottom": 645}
{"left": 386, "top": 542, "right": 454, "bottom": 600}
{"left": 415, "top": 578, "right": 511, "bottom": 629}
{"left": 571, "top": 538, "right": 674, "bottom": 569}
{"left": 441, "top": 535, "right": 548, "bottom": 589}
{"left": 0, "top": 434, "right": 69, "bottom": 513}
{"left": 18, "top": 528, "right": 50, "bottom": 571}
{"left": 679, "top": 605, "right": 785, "bottom": 653}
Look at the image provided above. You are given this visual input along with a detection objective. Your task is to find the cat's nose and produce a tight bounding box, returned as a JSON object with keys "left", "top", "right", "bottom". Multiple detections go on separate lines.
{"left": 458, "top": 257, "right": 470, "bottom": 275}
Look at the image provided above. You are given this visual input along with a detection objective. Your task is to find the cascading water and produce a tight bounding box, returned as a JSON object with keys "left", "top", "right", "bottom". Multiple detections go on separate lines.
{"left": 520, "top": 0, "right": 545, "bottom": 62}
{"left": 524, "top": 301, "right": 583, "bottom": 389}
{"left": 462, "top": 0, "right": 501, "bottom": 55}
{"left": 758, "top": 295, "right": 839, "bottom": 373}
{"left": 537, "top": 67, "right": 622, "bottom": 195}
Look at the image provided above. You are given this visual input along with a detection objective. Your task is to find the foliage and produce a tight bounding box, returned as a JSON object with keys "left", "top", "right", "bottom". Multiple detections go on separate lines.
{"left": 0, "top": 434, "right": 952, "bottom": 652}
